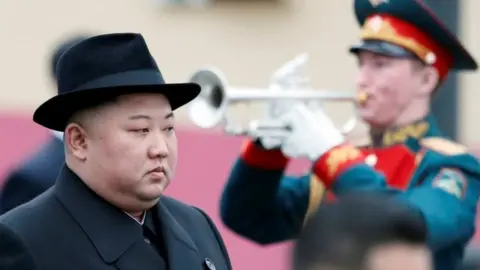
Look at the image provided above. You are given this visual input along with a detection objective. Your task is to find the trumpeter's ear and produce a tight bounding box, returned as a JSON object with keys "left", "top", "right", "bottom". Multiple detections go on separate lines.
{"left": 418, "top": 65, "right": 439, "bottom": 96}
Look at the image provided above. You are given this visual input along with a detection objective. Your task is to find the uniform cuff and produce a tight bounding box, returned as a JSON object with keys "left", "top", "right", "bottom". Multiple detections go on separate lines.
{"left": 312, "top": 144, "right": 366, "bottom": 188}
{"left": 240, "top": 139, "right": 289, "bottom": 170}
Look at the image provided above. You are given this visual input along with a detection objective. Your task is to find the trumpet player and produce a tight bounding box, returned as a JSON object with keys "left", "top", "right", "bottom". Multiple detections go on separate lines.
{"left": 219, "top": 0, "right": 480, "bottom": 269}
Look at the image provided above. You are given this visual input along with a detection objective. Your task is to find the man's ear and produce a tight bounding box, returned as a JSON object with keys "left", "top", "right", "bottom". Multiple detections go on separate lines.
{"left": 64, "top": 123, "right": 89, "bottom": 161}
{"left": 419, "top": 66, "right": 439, "bottom": 96}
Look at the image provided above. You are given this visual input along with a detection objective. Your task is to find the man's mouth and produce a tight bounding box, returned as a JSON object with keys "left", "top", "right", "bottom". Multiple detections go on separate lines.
{"left": 150, "top": 167, "right": 165, "bottom": 174}
{"left": 148, "top": 166, "right": 167, "bottom": 178}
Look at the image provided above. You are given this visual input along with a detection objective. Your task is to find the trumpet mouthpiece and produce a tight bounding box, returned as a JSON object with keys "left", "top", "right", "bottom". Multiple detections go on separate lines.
{"left": 357, "top": 92, "right": 368, "bottom": 105}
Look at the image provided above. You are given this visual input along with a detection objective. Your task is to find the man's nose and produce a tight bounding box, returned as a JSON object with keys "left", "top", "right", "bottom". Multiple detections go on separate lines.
{"left": 148, "top": 135, "right": 169, "bottom": 159}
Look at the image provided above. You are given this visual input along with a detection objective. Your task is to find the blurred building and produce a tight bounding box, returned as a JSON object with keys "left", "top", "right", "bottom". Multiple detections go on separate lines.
{"left": 1, "top": 0, "right": 479, "bottom": 142}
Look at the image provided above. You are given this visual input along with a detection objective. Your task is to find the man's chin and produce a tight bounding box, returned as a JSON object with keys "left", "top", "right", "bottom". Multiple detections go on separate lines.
{"left": 141, "top": 193, "right": 163, "bottom": 200}
{"left": 137, "top": 192, "right": 163, "bottom": 204}
{"left": 358, "top": 109, "right": 377, "bottom": 123}
{"left": 359, "top": 111, "right": 391, "bottom": 129}
{"left": 136, "top": 199, "right": 160, "bottom": 212}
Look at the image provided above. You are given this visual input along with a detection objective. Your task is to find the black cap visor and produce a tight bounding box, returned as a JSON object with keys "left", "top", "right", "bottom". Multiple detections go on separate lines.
{"left": 349, "top": 40, "right": 416, "bottom": 59}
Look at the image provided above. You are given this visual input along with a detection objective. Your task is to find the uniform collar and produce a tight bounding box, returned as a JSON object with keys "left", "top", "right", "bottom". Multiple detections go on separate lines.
{"left": 369, "top": 114, "right": 441, "bottom": 147}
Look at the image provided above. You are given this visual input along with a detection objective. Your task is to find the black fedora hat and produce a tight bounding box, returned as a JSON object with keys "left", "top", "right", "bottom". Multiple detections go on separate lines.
{"left": 34, "top": 33, "right": 201, "bottom": 131}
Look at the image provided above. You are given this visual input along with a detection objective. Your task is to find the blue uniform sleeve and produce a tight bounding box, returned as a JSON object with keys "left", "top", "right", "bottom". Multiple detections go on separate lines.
{"left": 331, "top": 152, "right": 480, "bottom": 252}
{"left": 220, "top": 158, "right": 325, "bottom": 244}
{"left": 397, "top": 164, "right": 480, "bottom": 251}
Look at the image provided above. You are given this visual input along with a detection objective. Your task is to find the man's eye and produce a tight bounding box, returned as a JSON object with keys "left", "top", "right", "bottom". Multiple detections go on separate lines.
{"left": 132, "top": 128, "right": 149, "bottom": 133}
{"left": 373, "top": 60, "right": 387, "bottom": 68}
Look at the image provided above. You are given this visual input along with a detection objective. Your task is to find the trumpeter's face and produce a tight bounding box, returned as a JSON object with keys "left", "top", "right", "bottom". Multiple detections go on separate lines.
{"left": 354, "top": 51, "right": 436, "bottom": 128}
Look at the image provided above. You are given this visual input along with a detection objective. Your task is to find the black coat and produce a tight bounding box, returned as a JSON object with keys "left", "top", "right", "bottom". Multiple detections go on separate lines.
{"left": 0, "top": 223, "right": 38, "bottom": 270}
{"left": 0, "top": 136, "right": 64, "bottom": 214}
{"left": 0, "top": 165, "right": 232, "bottom": 270}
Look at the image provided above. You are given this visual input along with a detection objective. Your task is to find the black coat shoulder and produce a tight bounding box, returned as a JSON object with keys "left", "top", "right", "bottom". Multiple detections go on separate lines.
{"left": 0, "top": 222, "right": 38, "bottom": 270}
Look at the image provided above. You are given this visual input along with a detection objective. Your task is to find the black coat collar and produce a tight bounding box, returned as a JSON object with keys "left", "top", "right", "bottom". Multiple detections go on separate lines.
{"left": 54, "top": 165, "right": 201, "bottom": 270}
{"left": 54, "top": 166, "right": 143, "bottom": 263}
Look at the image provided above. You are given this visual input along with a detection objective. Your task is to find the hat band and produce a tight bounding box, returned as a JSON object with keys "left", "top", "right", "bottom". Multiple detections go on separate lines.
{"left": 360, "top": 16, "right": 432, "bottom": 64}
{"left": 70, "top": 69, "right": 166, "bottom": 92}
{"left": 360, "top": 14, "right": 452, "bottom": 80}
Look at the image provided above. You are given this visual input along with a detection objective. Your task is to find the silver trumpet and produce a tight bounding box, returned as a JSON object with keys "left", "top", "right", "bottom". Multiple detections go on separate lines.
{"left": 186, "top": 53, "right": 362, "bottom": 137}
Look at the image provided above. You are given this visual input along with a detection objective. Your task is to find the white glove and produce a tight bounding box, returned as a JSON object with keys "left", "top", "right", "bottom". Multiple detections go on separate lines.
{"left": 280, "top": 103, "right": 345, "bottom": 160}
{"left": 258, "top": 53, "right": 310, "bottom": 149}
{"left": 258, "top": 85, "right": 301, "bottom": 149}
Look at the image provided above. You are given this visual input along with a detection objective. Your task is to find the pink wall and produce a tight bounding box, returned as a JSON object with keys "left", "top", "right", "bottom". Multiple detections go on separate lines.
{"left": 1, "top": 113, "right": 480, "bottom": 269}
{"left": 0, "top": 112, "right": 316, "bottom": 270}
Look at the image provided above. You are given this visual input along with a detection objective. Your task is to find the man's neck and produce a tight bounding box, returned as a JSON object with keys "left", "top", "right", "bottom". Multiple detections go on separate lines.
{"left": 125, "top": 211, "right": 146, "bottom": 225}
{"left": 369, "top": 115, "right": 429, "bottom": 133}
{"left": 369, "top": 115, "right": 432, "bottom": 147}
{"left": 66, "top": 163, "right": 149, "bottom": 226}
{"left": 392, "top": 98, "right": 430, "bottom": 128}
{"left": 369, "top": 99, "right": 430, "bottom": 132}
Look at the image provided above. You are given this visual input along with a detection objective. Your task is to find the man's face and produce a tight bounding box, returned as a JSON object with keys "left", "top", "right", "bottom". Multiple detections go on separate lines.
{"left": 82, "top": 93, "right": 177, "bottom": 210}
{"left": 354, "top": 51, "right": 431, "bottom": 128}
{"left": 367, "top": 243, "right": 432, "bottom": 270}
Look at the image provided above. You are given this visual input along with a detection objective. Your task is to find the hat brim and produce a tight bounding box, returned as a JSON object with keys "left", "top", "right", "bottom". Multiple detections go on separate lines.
{"left": 33, "top": 83, "right": 200, "bottom": 131}
{"left": 349, "top": 40, "right": 416, "bottom": 58}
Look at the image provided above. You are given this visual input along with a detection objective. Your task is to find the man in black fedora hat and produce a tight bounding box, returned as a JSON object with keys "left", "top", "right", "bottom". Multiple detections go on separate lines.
{"left": 0, "top": 34, "right": 89, "bottom": 214}
{"left": 0, "top": 33, "right": 232, "bottom": 270}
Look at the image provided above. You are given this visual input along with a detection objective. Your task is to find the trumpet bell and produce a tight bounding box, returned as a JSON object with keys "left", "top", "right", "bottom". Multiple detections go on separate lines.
{"left": 186, "top": 55, "right": 361, "bottom": 138}
{"left": 188, "top": 68, "right": 228, "bottom": 129}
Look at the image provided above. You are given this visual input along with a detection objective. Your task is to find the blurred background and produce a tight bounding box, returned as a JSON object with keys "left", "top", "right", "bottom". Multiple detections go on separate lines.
{"left": 1, "top": 0, "right": 480, "bottom": 269}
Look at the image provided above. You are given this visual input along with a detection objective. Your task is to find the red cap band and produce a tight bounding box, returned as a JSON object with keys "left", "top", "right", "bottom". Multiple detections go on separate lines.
{"left": 361, "top": 14, "right": 453, "bottom": 80}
